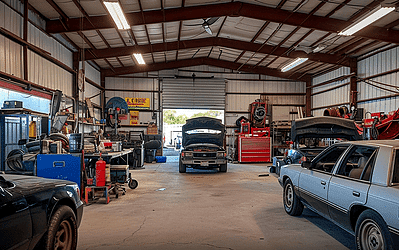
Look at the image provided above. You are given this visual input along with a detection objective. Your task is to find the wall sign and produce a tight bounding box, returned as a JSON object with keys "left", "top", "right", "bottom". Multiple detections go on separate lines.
{"left": 125, "top": 97, "right": 150, "bottom": 109}
{"left": 130, "top": 111, "right": 139, "bottom": 125}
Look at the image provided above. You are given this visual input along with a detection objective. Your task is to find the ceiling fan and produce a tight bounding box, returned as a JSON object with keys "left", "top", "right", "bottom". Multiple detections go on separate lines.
{"left": 185, "top": 17, "right": 220, "bottom": 35}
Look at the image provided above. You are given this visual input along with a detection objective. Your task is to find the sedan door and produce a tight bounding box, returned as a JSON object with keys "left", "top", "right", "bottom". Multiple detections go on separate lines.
{"left": 0, "top": 179, "right": 32, "bottom": 250}
{"left": 298, "top": 145, "right": 349, "bottom": 217}
{"left": 328, "top": 146, "right": 377, "bottom": 231}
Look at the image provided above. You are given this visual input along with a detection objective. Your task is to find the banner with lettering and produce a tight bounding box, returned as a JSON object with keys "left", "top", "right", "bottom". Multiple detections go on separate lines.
{"left": 125, "top": 97, "right": 150, "bottom": 109}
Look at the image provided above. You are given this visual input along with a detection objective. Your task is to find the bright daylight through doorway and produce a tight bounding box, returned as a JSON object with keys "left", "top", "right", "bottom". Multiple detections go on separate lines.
{"left": 162, "top": 109, "right": 224, "bottom": 149}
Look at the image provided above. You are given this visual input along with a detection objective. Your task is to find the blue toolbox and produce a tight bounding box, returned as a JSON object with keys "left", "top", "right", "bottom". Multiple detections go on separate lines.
{"left": 36, "top": 154, "right": 82, "bottom": 188}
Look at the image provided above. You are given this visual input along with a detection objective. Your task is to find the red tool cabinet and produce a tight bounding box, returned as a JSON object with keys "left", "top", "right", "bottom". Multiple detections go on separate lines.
{"left": 238, "top": 136, "right": 271, "bottom": 163}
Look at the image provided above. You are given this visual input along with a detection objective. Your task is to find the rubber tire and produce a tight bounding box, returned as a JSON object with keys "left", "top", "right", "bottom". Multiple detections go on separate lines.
{"left": 44, "top": 205, "right": 77, "bottom": 250}
{"left": 128, "top": 179, "right": 138, "bottom": 189}
{"left": 179, "top": 158, "right": 186, "bottom": 173}
{"left": 283, "top": 178, "right": 304, "bottom": 216}
{"left": 355, "top": 209, "right": 394, "bottom": 250}
{"left": 219, "top": 163, "right": 227, "bottom": 172}
{"left": 25, "top": 140, "right": 40, "bottom": 148}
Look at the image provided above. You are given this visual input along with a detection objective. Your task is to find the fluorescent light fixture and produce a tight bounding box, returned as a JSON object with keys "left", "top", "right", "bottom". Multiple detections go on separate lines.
{"left": 338, "top": 5, "right": 395, "bottom": 36}
{"left": 103, "top": 1, "right": 130, "bottom": 30}
{"left": 133, "top": 53, "right": 145, "bottom": 65}
{"left": 281, "top": 58, "right": 308, "bottom": 72}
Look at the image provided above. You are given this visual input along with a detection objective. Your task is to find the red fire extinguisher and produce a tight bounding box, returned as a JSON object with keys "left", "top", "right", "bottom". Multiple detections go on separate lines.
{"left": 96, "top": 154, "right": 106, "bottom": 187}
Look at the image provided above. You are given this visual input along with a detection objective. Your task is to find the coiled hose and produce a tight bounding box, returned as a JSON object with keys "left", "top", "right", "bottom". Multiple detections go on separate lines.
{"left": 6, "top": 149, "right": 25, "bottom": 172}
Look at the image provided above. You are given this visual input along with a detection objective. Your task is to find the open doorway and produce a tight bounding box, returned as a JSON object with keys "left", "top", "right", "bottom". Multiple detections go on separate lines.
{"left": 162, "top": 109, "right": 224, "bottom": 150}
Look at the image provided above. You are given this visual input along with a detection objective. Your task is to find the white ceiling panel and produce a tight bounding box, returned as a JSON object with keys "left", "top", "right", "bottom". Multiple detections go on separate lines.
{"left": 29, "top": 0, "right": 60, "bottom": 19}
{"left": 329, "top": 0, "right": 374, "bottom": 21}
{"left": 120, "top": 0, "right": 141, "bottom": 13}
{"left": 79, "top": 0, "right": 105, "bottom": 16}
{"left": 132, "top": 25, "right": 149, "bottom": 45}
{"left": 219, "top": 17, "right": 264, "bottom": 42}
{"left": 147, "top": 23, "right": 164, "bottom": 44}
{"left": 164, "top": 21, "right": 180, "bottom": 42}
{"left": 140, "top": 0, "right": 161, "bottom": 11}
{"left": 65, "top": 33, "right": 91, "bottom": 49}
{"left": 53, "top": 0, "right": 81, "bottom": 18}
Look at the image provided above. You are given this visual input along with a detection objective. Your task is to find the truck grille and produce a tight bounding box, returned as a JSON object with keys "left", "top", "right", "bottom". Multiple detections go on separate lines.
{"left": 193, "top": 152, "right": 217, "bottom": 158}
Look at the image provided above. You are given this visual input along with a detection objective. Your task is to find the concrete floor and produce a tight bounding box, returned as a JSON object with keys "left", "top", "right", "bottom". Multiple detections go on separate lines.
{"left": 77, "top": 162, "right": 356, "bottom": 250}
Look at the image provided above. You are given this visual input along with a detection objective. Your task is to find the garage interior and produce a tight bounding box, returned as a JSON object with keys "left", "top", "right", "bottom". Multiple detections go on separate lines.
{"left": 1, "top": 0, "right": 399, "bottom": 249}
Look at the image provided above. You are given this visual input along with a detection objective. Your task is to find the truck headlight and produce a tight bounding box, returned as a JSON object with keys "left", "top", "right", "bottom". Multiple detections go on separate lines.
{"left": 217, "top": 152, "right": 224, "bottom": 158}
{"left": 185, "top": 152, "right": 193, "bottom": 157}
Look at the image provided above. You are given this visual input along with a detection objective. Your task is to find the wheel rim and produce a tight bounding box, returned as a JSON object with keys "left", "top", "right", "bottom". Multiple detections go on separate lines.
{"left": 54, "top": 220, "right": 73, "bottom": 250}
{"left": 360, "top": 219, "right": 384, "bottom": 250}
{"left": 284, "top": 183, "right": 293, "bottom": 211}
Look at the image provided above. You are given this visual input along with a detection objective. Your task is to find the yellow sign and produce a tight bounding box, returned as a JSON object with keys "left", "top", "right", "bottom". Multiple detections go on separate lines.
{"left": 130, "top": 111, "right": 139, "bottom": 125}
{"left": 125, "top": 97, "right": 150, "bottom": 109}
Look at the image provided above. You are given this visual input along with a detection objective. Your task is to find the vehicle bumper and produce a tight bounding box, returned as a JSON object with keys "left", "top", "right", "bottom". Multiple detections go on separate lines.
{"left": 182, "top": 158, "right": 227, "bottom": 167}
{"left": 76, "top": 203, "right": 84, "bottom": 228}
{"left": 278, "top": 177, "right": 283, "bottom": 187}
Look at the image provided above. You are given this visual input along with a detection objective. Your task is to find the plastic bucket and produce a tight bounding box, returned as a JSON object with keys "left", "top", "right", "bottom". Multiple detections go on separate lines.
{"left": 69, "top": 133, "right": 82, "bottom": 153}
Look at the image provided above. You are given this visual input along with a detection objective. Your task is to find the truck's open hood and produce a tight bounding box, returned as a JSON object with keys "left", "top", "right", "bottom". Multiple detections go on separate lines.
{"left": 182, "top": 117, "right": 225, "bottom": 147}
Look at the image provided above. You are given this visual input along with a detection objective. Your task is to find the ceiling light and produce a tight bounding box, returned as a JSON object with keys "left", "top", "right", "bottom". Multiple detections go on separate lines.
{"left": 281, "top": 58, "right": 308, "bottom": 72}
{"left": 338, "top": 5, "right": 395, "bottom": 36}
{"left": 133, "top": 53, "right": 145, "bottom": 65}
{"left": 103, "top": 1, "right": 130, "bottom": 30}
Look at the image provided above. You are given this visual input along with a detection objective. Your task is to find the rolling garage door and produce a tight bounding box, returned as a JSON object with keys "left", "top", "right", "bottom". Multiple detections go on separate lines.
{"left": 162, "top": 78, "right": 226, "bottom": 110}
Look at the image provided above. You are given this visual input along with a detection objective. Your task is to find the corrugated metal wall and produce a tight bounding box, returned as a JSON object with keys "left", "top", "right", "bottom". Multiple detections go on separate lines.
{"left": 28, "top": 51, "right": 73, "bottom": 96}
{"left": 0, "top": 36, "right": 23, "bottom": 78}
{"left": 28, "top": 23, "right": 73, "bottom": 68}
{"left": 78, "top": 62, "right": 102, "bottom": 106}
{"left": 311, "top": 67, "right": 351, "bottom": 117}
{"left": 358, "top": 47, "right": 399, "bottom": 113}
{"left": 0, "top": 1, "right": 23, "bottom": 37}
{"left": 0, "top": 0, "right": 75, "bottom": 98}
{"left": 80, "top": 61, "right": 100, "bottom": 84}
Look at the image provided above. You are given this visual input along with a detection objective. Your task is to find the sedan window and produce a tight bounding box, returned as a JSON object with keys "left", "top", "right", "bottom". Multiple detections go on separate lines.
{"left": 336, "top": 146, "right": 377, "bottom": 181}
{"left": 393, "top": 150, "right": 399, "bottom": 184}
{"left": 313, "top": 146, "right": 348, "bottom": 173}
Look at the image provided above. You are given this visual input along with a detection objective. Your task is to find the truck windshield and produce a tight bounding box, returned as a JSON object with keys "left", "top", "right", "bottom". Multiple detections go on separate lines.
{"left": 185, "top": 129, "right": 222, "bottom": 134}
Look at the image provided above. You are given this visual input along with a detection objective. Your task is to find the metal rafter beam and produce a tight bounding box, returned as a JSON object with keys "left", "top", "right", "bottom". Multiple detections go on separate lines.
{"left": 78, "top": 37, "right": 352, "bottom": 66}
{"left": 102, "top": 57, "right": 311, "bottom": 81}
{"left": 46, "top": 1, "right": 399, "bottom": 44}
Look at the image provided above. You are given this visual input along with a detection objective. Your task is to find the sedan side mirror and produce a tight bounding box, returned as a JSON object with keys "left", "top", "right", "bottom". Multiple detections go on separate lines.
{"left": 301, "top": 161, "right": 312, "bottom": 169}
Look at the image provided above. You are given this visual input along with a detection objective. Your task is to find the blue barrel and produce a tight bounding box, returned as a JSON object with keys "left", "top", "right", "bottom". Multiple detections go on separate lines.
{"left": 69, "top": 133, "right": 82, "bottom": 153}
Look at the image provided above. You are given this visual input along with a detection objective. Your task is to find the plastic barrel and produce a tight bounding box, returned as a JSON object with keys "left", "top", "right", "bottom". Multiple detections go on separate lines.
{"left": 69, "top": 133, "right": 82, "bottom": 153}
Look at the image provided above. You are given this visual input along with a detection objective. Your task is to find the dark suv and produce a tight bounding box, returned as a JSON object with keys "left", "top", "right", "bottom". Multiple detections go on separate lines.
{"left": 179, "top": 117, "right": 227, "bottom": 173}
{"left": 0, "top": 174, "right": 83, "bottom": 250}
